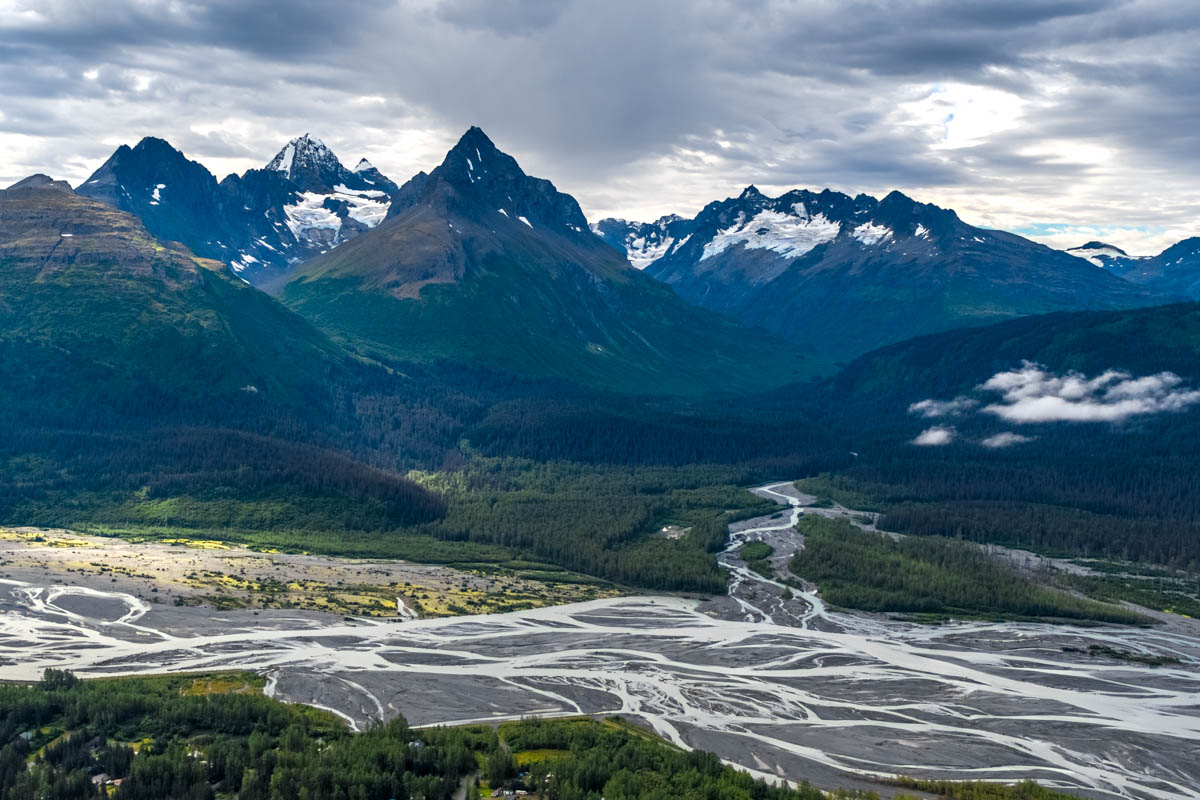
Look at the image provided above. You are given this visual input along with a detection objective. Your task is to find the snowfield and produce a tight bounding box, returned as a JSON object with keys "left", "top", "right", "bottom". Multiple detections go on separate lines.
{"left": 701, "top": 205, "right": 841, "bottom": 261}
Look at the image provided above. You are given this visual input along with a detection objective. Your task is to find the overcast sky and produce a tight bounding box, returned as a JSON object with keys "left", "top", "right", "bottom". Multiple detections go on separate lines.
{"left": 1, "top": 0, "right": 1197, "bottom": 254}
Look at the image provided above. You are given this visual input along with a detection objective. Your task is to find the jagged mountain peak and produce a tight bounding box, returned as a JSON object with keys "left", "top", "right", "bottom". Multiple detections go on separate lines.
{"left": 265, "top": 133, "right": 346, "bottom": 187}
{"left": 354, "top": 158, "right": 375, "bottom": 173}
{"left": 881, "top": 189, "right": 915, "bottom": 204}
{"left": 74, "top": 132, "right": 400, "bottom": 286}
{"left": 130, "top": 135, "right": 187, "bottom": 156}
{"left": 83, "top": 136, "right": 197, "bottom": 181}
{"left": 77, "top": 135, "right": 219, "bottom": 212}
{"left": 592, "top": 214, "right": 699, "bottom": 270}
{"left": 417, "top": 127, "right": 589, "bottom": 233}
{"left": 451, "top": 125, "right": 499, "bottom": 157}
{"left": 267, "top": 133, "right": 331, "bottom": 167}
{"left": 437, "top": 126, "right": 518, "bottom": 185}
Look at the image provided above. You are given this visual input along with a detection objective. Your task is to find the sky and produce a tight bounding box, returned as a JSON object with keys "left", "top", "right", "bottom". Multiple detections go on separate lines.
{"left": 1, "top": 0, "right": 1197, "bottom": 255}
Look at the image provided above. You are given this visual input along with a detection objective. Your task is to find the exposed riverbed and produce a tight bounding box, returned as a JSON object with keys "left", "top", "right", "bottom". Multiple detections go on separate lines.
{"left": 1, "top": 483, "right": 1197, "bottom": 799}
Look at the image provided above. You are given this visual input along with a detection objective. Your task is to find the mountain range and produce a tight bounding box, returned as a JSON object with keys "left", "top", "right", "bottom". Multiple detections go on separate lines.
{"left": 76, "top": 134, "right": 399, "bottom": 285}
{"left": 274, "top": 127, "right": 823, "bottom": 395}
{"left": 1067, "top": 238, "right": 1200, "bottom": 300}
{"left": 0, "top": 171, "right": 355, "bottom": 429}
{"left": 595, "top": 188, "right": 1176, "bottom": 362}
{"left": 4, "top": 124, "right": 1200, "bottom": 592}
{"left": 9, "top": 124, "right": 1199, "bottom": 390}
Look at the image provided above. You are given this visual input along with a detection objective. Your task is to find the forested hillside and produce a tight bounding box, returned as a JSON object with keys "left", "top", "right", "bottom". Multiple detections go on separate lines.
{"left": 798, "top": 302, "right": 1200, "bottom": 569}
{"left": 789, "top": 516, "right": 1146, "bottom": 623}
{"left": 0, "top": 174, "right": 854, "bottom": 593}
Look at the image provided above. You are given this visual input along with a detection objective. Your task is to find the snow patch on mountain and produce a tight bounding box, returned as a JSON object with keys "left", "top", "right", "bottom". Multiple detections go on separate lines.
{"left": 283, "top": 192, "right": 341, "bottom": 240}
{"left": 701, "top": 206, "right": 841, "bottom": 261}
{"left": 852, "top": 221, "right": 892, "bottom": 245}
{"left": 268, "top": 142, "right": 297, "bottom": 179}
{"left": 624, "top": 234, "right": 676, "bottom": 270}
{"left": 1066, "top": 242, "right": 1139, "bottom": 268}
{"left": 229, "top": 252, "right": 261, "bottom": 275}
{"left": 283, "top": 186, "right": 390, "bottom": 245}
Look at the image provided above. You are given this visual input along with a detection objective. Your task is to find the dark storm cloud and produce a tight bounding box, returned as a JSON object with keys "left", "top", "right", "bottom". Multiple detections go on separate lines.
{"left": 2, "top": 1, "right": 385, "bottom": 58}
{"left": 1, "top": 0, "right": 1198, "bottom": 251}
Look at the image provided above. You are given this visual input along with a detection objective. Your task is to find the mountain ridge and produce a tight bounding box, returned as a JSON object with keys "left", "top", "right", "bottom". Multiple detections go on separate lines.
{"left": 278, "top": 127, "right": 824, "bottom": 395}
{"left": 76, "top": 135, "right": 400, "bottom": 285}
{"left": 1068, "top": 237, "right": 1200, "bottom": 300}
{"left": 597, "top": 185, "right": 1174, "bottom": 361}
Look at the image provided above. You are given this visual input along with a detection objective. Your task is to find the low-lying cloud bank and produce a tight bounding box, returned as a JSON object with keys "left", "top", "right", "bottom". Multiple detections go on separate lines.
{"left": 912, "top": 426, "right": 956, "bottom": 446}
{"left": 907, "top": 361, "right": 1200, "bottom": 447}
{"left": 979, "top": 363, "right": 1200, "bottom": 423}
{"left": 908, "top": 397, "right": 977, "bottom": 418}
{"left": 980, "top": 432, "right": 1035, "bottom": 449}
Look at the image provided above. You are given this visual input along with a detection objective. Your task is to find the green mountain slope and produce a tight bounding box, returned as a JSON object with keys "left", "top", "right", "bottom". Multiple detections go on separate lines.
{"left": 805, "top": 301, "right": 1200, "bottom": 569}
{"left": 278, "top": 128, "right": 824, "bottom": 395}
{"left": 0, "top": 174, "right": 353, "bottom": 424}
{"left": 829, "top": 301, "right": 1200, "bottom": 404}
{"left": 0, "top": 174, "right": 445, "bottom": 528}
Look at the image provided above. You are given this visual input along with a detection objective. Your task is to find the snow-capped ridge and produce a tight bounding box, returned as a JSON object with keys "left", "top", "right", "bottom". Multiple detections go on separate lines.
{"left": 701, "top": 206, "right": 841, "bottom": 262}
{"left": 1066, "top": 241, "right": 1141, "bottom": 268}
{"left": 1073, "top": 240, "right": 1129, "bottom": 256}
{"left": 266, "top": 133, "right": 338, "bottom": 179}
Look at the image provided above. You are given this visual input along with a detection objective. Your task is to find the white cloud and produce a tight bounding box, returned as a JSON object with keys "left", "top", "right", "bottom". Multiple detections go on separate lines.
{"left": 912, "top": 426, "right": 955, "bottom": 446}
{"left": 980, "top": 432, "right": 1035, "bottom": 448}
{"left": 908, "top": 396, "right": 977, "bottom": 418}
{"left": 979, "top": 362, "right": 1200, "bottom": 424}
{"left": 910, "top": 362, "right": 1200, "bottom": 445}
{"left": 892, "top": 83, "right": 1030, "bottom": 151}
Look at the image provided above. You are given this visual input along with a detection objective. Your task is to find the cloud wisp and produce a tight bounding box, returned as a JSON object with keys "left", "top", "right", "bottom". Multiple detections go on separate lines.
{"left": 980, "top": 432, "right": 1036, "bottom": 449}
{"left": 907, "top": 361, "right": 1200, "bottom": 446}
{"left": 912, "top": 426, "right": 956, "bottom": 446}
{"left": 908, "top": 397, "right": 978, "bottom": 418}
{"left": 979, "top": 362, "right": 1200, "bottom": 423}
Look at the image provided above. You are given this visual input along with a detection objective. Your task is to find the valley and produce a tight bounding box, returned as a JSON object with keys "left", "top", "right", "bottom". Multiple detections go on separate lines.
{"left": 4, "top": 6, "right": 1200, "bottom": 799}
{"left": 2, "top": 484, "right": 1196, "bottom": 800}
